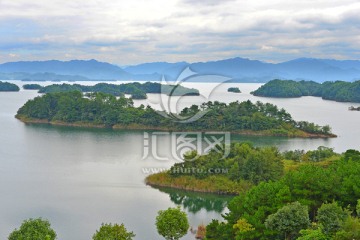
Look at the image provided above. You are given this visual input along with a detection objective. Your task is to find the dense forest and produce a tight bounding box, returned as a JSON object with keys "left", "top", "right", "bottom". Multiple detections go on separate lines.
{"left": 37, "top": 82, "right": 199, "bottom": 99}
{"left": 23, "top": 84, "right": 43, "bottom": 90}
{"left": 0, "top": 81, "right": 20, "bottom": 92}
{"left": 146, "top": 143, "right": 338, "bottom": 194}
{"left": 147, "top": 143, "right": 360, "bottom": 239}
{"left": 252, "top": 79, "right": 360, "bottom": 103}
{"left": 16, "top": 91, "right": 334, "bottom": 137}
{"left": 207, "top": 149, "right": 360, "bottom": 240}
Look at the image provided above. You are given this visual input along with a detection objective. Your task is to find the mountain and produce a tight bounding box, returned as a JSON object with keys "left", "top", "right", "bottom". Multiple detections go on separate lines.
{"left": 124, "top": 57, "right": 360, "bottom": 82}
{"left": 0, "top": 72, "right": 89, "bottom": 81}
{"left": 0, "top": 59, "right": 131, "bottom": 80}
{"left": 1, "top": 57, "right": 360, "bottom": 82}
{"left": 275, "top": 58, "right": 360, "bottom": 82}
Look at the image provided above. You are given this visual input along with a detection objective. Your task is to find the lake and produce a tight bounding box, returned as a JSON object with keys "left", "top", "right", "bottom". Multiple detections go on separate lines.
{"left": 0, "top": 81, "right": 359, "bottom": 240}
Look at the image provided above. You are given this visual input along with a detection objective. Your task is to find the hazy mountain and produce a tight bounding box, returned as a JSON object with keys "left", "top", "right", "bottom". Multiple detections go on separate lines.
{"left": 0, "top": 72, "right": 89, "bottom": 81}
{"left": 0, "top": 59, "right": 131, "bottom": 80}
{"left": 276, "top": 58, "right": 360, "bottom": 82}
{"left": 124, "top": 57, "right": 360, "bottom": 82}
{"left": 125, "top": 61, "right": 188, "bottom": 74}
{"left": 1, "top": 57, "right": 360, "bottom": 82}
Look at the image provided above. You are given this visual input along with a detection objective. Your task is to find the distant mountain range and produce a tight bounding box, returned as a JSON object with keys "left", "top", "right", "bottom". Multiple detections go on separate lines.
{"left": 1, "top": 57, "right": 360, "bottom": 82}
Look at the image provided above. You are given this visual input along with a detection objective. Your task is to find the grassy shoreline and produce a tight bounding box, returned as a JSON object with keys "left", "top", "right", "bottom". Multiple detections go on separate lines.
{"left": 145, "top": 172, "right": 252, "bottom": 195}
{"left": 15, "top": 115, "right": 337, "bottom": 138}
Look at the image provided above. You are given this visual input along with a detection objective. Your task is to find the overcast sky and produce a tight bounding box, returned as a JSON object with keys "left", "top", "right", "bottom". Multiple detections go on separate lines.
{"left": 0, "top": 0, "right": 359, "bottom": 65}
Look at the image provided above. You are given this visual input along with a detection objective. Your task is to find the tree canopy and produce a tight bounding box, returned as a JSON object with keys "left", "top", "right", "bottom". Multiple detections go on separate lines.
{"left": 37, "top": 82, "right": 199, "bottom": 99}
{"left": 156, "top": 207, "right": 189, "bottom": 240}
{"left": 252, "top": 79, "right": 360, "bottom": 103}
{"left": 23, "top": 84, "right": 43, "bottom": 90}
{"left": 8, "top": 218, "right": 57, "bottom": 240}
{"left": 92, "top": 223, "right": 135, "bottom": 240}
{"left": 0, "top": 81, "right": 20, "bottom": 92}
{"left": 16, "top": 91, "right": 334, "bottom": 137}
{"left": 205, "top": 149, "right": 360, "bottom": 239}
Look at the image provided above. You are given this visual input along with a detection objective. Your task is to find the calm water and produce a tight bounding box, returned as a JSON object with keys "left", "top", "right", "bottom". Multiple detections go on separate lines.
{"left": 0, "top": 81, "right": 359, "bottom": 240}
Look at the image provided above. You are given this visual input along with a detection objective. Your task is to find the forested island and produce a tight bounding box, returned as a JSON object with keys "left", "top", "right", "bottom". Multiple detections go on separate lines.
{"left": 146, "top": 143, "right": 339, "bottom": 195}
{"left": 252, "top": 79, "right": 360, "bottom": 103}
{"left": 23, "top": 84, "right": 43, "bottom": 90}
{"left": 227, "top": 87, "right": 241, "bottom": 93}
{"left": 0, "top": 81, "right": 20, "bottom": 92}
{"left": 37, "top": 82, "right": 199, "bottom": 99}
{"left": 15, "top": 91, "right": 335, "bottom": 138}
{"left": 147, "top": 144, "right": 360, "bottom": 239}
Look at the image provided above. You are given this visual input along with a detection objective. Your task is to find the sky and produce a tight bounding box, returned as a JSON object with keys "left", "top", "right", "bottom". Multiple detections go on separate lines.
{"left": 0, "top": 0, "right": 360, "bottom": 65}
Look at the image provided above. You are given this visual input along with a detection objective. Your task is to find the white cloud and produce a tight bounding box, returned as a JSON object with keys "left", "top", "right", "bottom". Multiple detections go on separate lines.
{"left": 0, "top": 0, "right": 359, "bottom": 64}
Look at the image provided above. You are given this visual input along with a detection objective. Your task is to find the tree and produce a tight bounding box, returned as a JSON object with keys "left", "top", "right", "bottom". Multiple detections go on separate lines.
{"left": 8, "top": 218, "right": 57, "bottom": 240}
{"left": 205, "top": 220, "right": 232, "bottom": 240}
{"left": 233, "top": 218, "right": 255, "bottom": 240}
{"left": 265, "top": 202, "right": 310, "bottom": 240}
{"left": 92, "top": 223, "right": 135, "bottom": 240}
{"left": 297, "top": 228, "right": 328, "bottom": 240}
{"left": 156, "top": 207, "right": 189, "bottom": 240}
{"left": 225, "top": 180, "right": 292, "bottom": 239}
{"left": 334, "top": 216, "right": 360, "bottom": 240}
{"left": 317, "top": 202, "right": 349, "bottom": 236}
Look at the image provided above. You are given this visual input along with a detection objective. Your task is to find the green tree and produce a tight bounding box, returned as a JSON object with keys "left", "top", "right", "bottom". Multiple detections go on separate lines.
{"left": 225, "top": 180, "right": 292, "bottom": 239}
{"left": 8, "top": 218, "right": 57, "bottom": 240}
{"left": 334, "top": 216, "right": 360, "bottom": 240}
{"left": 233, "top": 218, "right": 255, "bottom": 240}
{"left": 205, "top": 220, "right": 232, "bottom": 240}
{"left": 265, "top": 202, "right": 310, "bottom": 240}
{"left": 92, "top": 223, "right": 135, "bottom": 240}
{"left": 156, "top": 207, "right": 189, "bottom": 240}
{"left": 297, "top": 228, "right": 328, "bottom": 240}
{"left": 317, "top": 202, "right": 349, "bottom": 236}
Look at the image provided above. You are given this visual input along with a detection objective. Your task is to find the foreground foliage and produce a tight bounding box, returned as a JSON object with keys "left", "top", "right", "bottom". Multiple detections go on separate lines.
{"left": 205, "top": 149, "right": 360, "bottom": 239}
{"left": 8, "top": 218, "right": 57, "bottom": 240}
{"left": 92, "top": 223, "right": 135, "bottom": 240}
{"left": 156, "top": 207, "right": 189, "bottom": 240}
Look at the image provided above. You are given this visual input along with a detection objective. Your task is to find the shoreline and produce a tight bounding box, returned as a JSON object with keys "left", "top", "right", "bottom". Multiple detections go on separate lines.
{"left": 145, "top": 181, "right": 239, "bottom": 196}
{"left": 144, "top": 172, "right": 249, "bottom": 195}
{"left": 15, "top": 115, "right": 337, "bottom": 138}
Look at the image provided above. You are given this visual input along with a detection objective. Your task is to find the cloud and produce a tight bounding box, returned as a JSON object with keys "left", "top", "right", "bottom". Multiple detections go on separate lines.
{"left": 179, "top": 0, "right": 236, "bottom": 6}
{"left": 0, "top": 0, "right": 359, "bottom": 64}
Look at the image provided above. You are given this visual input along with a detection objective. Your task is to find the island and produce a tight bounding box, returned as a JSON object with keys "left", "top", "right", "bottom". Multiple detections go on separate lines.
{"left": 23, "top": 84, "right": 43, "bottom": 90}
{"left": 227, "top": 87, "right": 241, "bottom": 93}
{"left": 15, "top": 91, "right": 335, "bottom": 138}
{"left": 0, "top": 81, "right": 20, "bottom": 92}
{"left": 146, "top": 143, "right": 340, "bottom": 195}
{"left": 37, "top": 82, "right": 200, "bottom": 99}
{"left": 349, "top": 106, "right": 360, "bottom": 111}
{"left": 251, "top": 79, "right": 360, "bottom": 103}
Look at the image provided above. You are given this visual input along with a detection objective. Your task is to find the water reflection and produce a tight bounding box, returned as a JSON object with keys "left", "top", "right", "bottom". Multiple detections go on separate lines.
{"left": 155, "top": 187, "right": 232, "bottom": 214}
